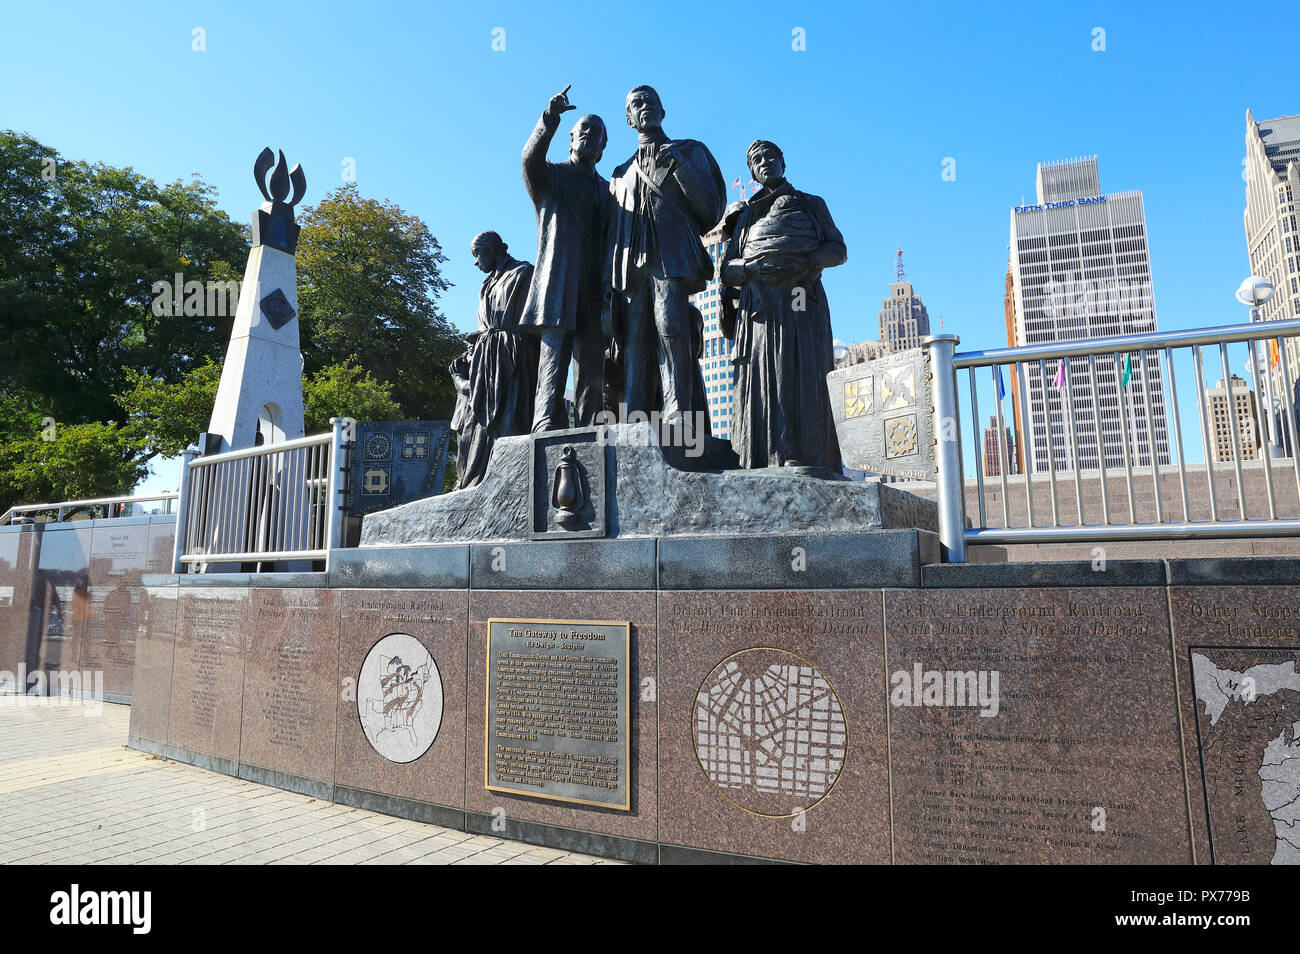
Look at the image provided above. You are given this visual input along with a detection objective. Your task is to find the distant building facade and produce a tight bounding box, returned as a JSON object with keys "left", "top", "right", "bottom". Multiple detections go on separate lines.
{"left": 841, "top": 339, "right": 888, "bottom": 366}
{"left": 982, "top": 415, "right": 1018, "bottom": 477}
{"left": 1207, "top": 375, "right": 1260, "bottom": 463}
{"left": 692, "top": 226, "right": 735, "bottom": 440}
{"left": 1244, "top": 110, "right": 1300, "bottom": 427}
{"left": 878, "top": 250, "right": 930, "bottom": 354}
{"left": 1008, "top": 156, "right": 1171, "bottom": 474}
{"left": 1002, "top": 263, "right": 1027, "bottom": 474}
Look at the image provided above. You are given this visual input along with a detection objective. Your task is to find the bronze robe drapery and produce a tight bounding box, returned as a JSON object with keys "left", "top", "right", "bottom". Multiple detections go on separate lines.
{"left": 456, "top": 256, "right": 538, "bottom": 489}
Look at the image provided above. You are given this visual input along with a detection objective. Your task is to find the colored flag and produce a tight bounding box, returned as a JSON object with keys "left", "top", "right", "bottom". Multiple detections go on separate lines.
{"left": 1121, "top": 353, "right": 1132, "bottom": 388}
{"left": 1053, "top": 358, "right": 1065, "bottom": 390}
{"left": 748, "top": 178, "right": 759, "bottom": 195}
{"left": 1271, "top": 339, "right": 1281, "bottom": 367}
{"left": 731, "top": 176, "right": 742, "bottom": 192}
{"left": 996, "top": 366, "right": 1006, "bottom": 400}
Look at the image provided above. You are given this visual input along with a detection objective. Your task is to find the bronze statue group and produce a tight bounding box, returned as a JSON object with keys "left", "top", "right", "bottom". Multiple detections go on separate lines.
{"left": 450, "top": 85, "right": 847, "bottom": 489}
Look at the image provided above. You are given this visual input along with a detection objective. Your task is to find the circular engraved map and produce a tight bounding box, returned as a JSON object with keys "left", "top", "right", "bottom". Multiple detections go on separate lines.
{"left": 357, "top": 633, "right": 443, "bottom": 764}
{"left": 693, "top": 648, "right": 847, "bottom": 817}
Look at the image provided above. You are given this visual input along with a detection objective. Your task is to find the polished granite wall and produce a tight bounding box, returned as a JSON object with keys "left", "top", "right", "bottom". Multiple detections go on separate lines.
{"left": 0, "top": 516, "right": 175, "bottom": 703}
{"left": 124, "top": 534, "right": 1300, "bottom": 865}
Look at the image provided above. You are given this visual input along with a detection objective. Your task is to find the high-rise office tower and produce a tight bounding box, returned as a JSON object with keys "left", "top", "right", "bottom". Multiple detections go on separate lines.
{"left": 1207, "top": 375, "right": 1261, "bottom": 463}
{"left": 878, "top": 250, "right": 930, "bottom": 354}
{"left": 1243, "top": 110, "right": 1300, "bottom": 427}
{"left": 691, "top": 225, "right": 735, "bottom": 439}
{"left": 1009, "top": 156, "right": 1171, "bottom": 473}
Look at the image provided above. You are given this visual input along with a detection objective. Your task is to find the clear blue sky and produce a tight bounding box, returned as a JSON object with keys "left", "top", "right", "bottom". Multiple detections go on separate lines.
{"left": 2, "top": 0, "right": 1289, "bottom": 490}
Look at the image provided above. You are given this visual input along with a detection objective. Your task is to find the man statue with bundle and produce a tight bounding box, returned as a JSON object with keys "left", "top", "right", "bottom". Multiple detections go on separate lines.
{"left": 605, "top": 85, "right": 726, "bottom": 429}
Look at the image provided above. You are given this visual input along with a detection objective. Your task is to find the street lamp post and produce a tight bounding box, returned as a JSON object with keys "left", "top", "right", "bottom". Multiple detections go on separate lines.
{"left": 1236, "top": 275, "right": 1283, "bottom": 458}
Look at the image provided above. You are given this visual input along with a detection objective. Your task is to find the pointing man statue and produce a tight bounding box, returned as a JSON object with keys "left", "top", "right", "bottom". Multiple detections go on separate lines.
{"left": 519, "top": 85, "right": 612, "bottom": 431}
{"left": 605, "top": 85, "right": 726, "bottom": 427}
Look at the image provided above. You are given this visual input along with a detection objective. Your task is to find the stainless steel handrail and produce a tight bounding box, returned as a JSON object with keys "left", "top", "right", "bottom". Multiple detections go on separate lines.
{"left": 171, "top": 418, "right": 352, "bottom": 572}
{"left": 952, "top": 317, "right": 1300, "bottom": 367}
{"left": 0, "top": 492, "right": 179, "bottom": 526}
{"left": 927, "top": 318, "right": 1300, "bottom": 562}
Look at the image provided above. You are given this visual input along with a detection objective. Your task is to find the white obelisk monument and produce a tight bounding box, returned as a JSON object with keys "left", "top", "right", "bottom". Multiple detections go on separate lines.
{"left": 207, "top": 147, "right": 308, "bottom": 453}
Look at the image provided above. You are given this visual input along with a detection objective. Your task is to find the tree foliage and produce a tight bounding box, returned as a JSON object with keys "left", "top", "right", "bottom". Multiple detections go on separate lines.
{"left": 0, "top": 422, "right": 148, "bottom": 511}
{"left": 302, "top": 358, "right": 403, "bottom": 433}
{"left": 117, "top": 359, "right": 224, "bottom": 460}
{"left": 0, "top": 130, "right": 247, "bottom": 426}
{"left": 296, "top": 183, "right": 461, "bottom": 421}
{"left": 0, "top": 133, "right": 448, "bottom": 512}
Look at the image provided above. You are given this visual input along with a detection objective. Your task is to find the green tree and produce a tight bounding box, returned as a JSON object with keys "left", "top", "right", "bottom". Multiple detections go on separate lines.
{"left": 0, "top": 358, "right": 408, "bottom": 514}
{"left": 117, "top": 359, "right": 224, "bottom": 459}
{"left": 0, "top": 362, "right": 217, "bottom": 514}
{"left": 302, "top": 358, "right": 403, "bottom": 433}
{"left": 296, "top": 183, "right": 461, "bottom": 420}
{"left": 0, "top": 133, "right": 456, "bottom": 511}
{"left": 0, "top": 130, "right": 247, "bottom": 426}
{"left": 0, "top": 422, "right": 148, "bottom": 514}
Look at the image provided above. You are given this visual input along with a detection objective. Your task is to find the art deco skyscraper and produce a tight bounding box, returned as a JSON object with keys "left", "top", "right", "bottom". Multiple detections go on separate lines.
{"left": 1206, "top": 375, "right": 1261, "bottom": 463}
{"left": 878, "top": 250, "right": 930, "bottom": 354}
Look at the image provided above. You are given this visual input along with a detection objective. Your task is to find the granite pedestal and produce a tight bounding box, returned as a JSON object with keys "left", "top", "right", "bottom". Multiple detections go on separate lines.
{"left": 125, "top": 542, "right": 1300, "bottom": 865}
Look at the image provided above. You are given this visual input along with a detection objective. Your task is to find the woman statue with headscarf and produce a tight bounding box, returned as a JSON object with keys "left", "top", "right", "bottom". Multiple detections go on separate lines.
{"left": 453, "top": 230, "right": 537, "bottom": 489}
{"left": 719, "top": 140, "right": 847, "bottom": 471}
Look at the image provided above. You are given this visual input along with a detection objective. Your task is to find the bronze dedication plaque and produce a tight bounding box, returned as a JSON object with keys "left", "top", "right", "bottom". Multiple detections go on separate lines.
{"left": 485, "top": 618, "right": 630, "bottom": 810}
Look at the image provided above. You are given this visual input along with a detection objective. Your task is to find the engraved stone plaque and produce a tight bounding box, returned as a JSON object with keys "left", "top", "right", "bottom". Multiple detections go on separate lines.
{"left": 1189, "top": 646, "right": 1300, "bottom": 865}
{"left": 694, "top": 647, "right": 847, "bottom": 817}
{"left": 886, "top": 586, "right": 1192, "bottom": 864}
{"left": 485, "top": 617, "right": 629, "bottom": 809}
{"left": 827, "top": 347, "right": 935, "bottom": 479}
{"left": 357, "top": 631, "right": 444, "bottom": 765}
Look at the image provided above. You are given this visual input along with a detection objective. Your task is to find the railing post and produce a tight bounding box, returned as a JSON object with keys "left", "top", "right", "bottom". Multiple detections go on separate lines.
{"left": 171, "top": 446, "right": 198, "bottom": 574}
{"left": 925, "top": 334, "right": 967, "bottom": 563}
{"left": 324, "top": 418, "right": 352, "bottom": 559}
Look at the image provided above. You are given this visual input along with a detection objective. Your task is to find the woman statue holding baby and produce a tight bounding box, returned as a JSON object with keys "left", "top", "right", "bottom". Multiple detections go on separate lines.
{"left": 719, "top": 139, "right": 848, "bottom": 472}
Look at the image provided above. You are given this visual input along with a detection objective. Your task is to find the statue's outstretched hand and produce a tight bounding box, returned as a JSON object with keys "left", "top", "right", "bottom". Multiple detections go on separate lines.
{"left": 546, "top": 85, "right": 577, "bottom": 120}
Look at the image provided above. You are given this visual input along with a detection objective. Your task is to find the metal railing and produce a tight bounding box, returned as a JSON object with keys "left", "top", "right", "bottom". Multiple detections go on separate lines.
{"left": 926, "top": 319, "right": 1300, "bottom": 562}
{"left": 0, "top": 492, "right": 178, "bottom": 526}
{"left": 172, "top": 418, "right": 352, "bottom": 571}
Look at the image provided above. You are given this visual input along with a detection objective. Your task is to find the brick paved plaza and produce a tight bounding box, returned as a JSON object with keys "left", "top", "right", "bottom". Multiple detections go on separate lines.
{"left": 0, "top": 697, "right": 618, "bottom": 866}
